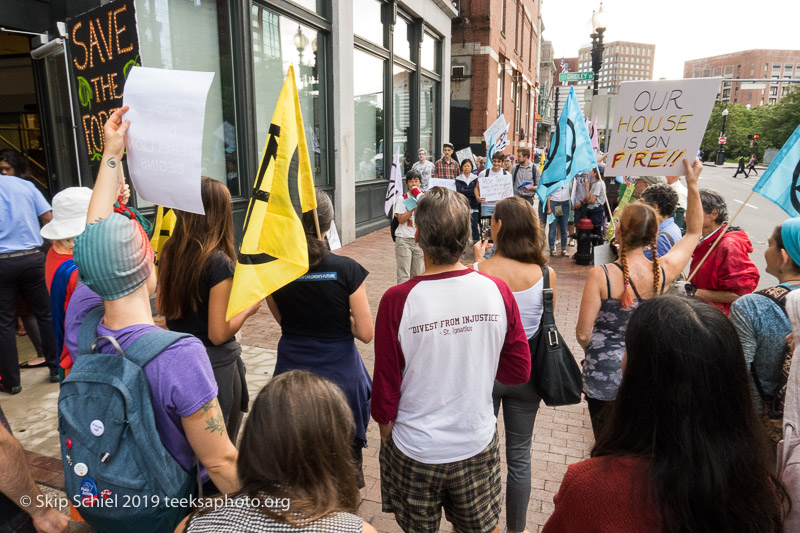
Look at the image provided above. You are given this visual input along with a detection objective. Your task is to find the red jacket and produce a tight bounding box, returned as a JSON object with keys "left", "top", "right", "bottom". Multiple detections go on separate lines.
{"left": 543, "top": 457, "right": 662, "bottom": 533}
{"left": 690, "top": 226, "right": 759, "bottom": 316}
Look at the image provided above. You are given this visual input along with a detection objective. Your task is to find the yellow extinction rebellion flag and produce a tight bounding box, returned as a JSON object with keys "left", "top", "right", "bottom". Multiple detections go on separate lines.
{"left": 226, "top": 65, "right": 317, "bottom": 321}
{"left": 150, "top": 205, "right": 176, "bottom": 272}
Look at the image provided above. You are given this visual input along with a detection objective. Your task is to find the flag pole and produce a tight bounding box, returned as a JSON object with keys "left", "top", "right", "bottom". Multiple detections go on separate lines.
{"left": 313, "top": 208, "right": 322, "bottom": 240}
{"left": 687, "top": 188, "right": 756, "bottom": 283}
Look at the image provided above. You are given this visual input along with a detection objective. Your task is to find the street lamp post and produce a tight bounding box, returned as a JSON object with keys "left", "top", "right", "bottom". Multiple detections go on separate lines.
{"left": 716, "top": 108, "right": 729, "bottom": 165}
{"left": 590, "top": 3, "right": 606, "bottom": 96}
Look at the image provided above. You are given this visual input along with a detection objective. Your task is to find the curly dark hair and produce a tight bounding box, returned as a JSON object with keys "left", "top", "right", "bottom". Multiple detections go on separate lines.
{"left": 641, "top": 183, "right": 679, "bottom": 218}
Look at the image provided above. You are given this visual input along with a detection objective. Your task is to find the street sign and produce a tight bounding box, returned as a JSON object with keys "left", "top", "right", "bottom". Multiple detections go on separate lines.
{"left": 719, "top": 136, "right": 727, "bottom": 145}
{"left": 559, "top": 71, "right": 594, "bottom": 82}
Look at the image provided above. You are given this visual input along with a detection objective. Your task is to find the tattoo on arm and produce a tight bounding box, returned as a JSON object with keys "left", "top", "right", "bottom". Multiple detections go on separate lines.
{"left": 107, "top": 158, "right": 117, "bottom": 168}
{"left": 201, "top": 400, "right": 225, "bottom": 435}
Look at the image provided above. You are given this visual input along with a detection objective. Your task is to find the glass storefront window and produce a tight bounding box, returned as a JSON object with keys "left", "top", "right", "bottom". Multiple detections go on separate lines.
{"left": 353, "top": 0, "right": 384, "bottom": 47}
{"left": 393, "top": 17, "right": 410, "bottom": 62}
{"left": 251, "top": 5, "right": 328, "bottom": 187}
{"left": 135, "top": 0, "right": 239, "bottom": 199}
{"left": 289, "top": 0, "right": 325, "bottom": 16}
{"left": 420, "top": 77, "right": 436, "bottom": 159}
{"left": 354, "top": 49, "right": 385, "bottom": 182}
{"left": 393, "top": 64, "right": 411, "bottom": 176}
{"left": 421, "top": 32, "right": 436, "bottom": 72}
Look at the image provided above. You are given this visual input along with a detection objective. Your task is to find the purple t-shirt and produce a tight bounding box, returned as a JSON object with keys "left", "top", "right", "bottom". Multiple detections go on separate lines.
{"left": 64, "top": 284, "right": 218, "bottom": 472}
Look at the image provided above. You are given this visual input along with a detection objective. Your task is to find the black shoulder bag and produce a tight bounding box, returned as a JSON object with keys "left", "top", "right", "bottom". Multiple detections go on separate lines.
{"left": 531, "top": 265, "right": 583, "bottom": 406}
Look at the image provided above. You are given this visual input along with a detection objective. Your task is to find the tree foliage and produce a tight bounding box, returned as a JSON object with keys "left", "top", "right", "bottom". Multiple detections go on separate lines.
{"left": 701, "top": 87, "right": 800, "bottom": 161}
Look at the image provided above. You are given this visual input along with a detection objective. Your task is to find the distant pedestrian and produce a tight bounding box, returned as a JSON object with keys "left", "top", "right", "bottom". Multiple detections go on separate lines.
{"left": 178, "top": 371, "right": 378, "bottom": 533}
{"left": 0, "top": 155, "right": 59, "bottom": 393}
{"left": 455, "top": 158, "right": 481, "bottom": 242}
{"left": 393, "top": 170, "right": 425, "bottom": 283}
{"left": 511, "top": 148, "right": 539, "bottom": 206}
{"left": 746, "top": 153, "right": 758, "bottom": 177}
{"left": 733, "top": 155, "right": 748, "bottom": 178}
{"left": 475, "top": 151, "right": 510, "bottom": 219}
{"left": 411, "top": 148, "right": 435, "bottom": 190}
{"left": 432, "top": 142, "right": 459, "bottom": 180}
{"left": 268, "top": 191, "right": 373, "bottom": 487}
{"left": 503, "top": 154, "right": 514, "bottom": 173}
{"left": 373, "top": 187, "right": 530, "bottom": 533}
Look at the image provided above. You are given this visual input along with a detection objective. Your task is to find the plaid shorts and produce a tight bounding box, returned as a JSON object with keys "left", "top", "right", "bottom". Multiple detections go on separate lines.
{"left": 379, "top": 432, "right": 501, "bottom": 533}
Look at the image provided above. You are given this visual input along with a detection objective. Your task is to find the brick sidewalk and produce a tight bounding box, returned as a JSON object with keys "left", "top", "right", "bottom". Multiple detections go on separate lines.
{"left": 21, "top": 226, "right": 594, "bottom": 532}
{"left": 246, "top": 228, "right": 592, "bottom": 533}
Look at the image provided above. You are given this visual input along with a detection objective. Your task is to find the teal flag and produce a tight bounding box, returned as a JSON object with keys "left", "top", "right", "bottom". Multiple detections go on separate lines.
{"left": 752, "top": 123, "right": 800, "bottom": 217}
{"left": 537, "top": 86, "right": 596, "bottom": 203}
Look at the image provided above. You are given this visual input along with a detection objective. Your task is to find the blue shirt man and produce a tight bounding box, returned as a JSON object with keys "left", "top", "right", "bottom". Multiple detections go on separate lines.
{"left": 644, "top": 217, "right": 682, "bottom": 260}
{"left": 0, "top": 175, "right": 51, "bottom": 253}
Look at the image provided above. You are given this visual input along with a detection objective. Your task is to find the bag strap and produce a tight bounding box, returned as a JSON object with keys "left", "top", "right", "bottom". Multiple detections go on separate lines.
{"left": 601, "top": 264, "right": 612, "bottom": 299}
{"left": 539, "top": 265, "right": 555, "bottom": 327}
{"left": 78, "top": 306, "right": 106, "bottom": 355}
{"left": 512, "top": 164, "right": 519, "bottom": 182}
{"left": 123, "top": 329, "right": 193, "bottom": 368}
{"left": 657, "top": 231, "right": 675, "bottom": 247}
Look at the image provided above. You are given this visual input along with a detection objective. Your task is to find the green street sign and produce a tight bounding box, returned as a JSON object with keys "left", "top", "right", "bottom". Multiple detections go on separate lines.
{"left": 559, "top": 71, "right": 594, "bottom": 82}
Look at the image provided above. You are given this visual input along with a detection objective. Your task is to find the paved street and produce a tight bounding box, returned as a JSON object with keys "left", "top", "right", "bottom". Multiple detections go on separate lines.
{"left": 697, "top": 163, "right": 785, "bottom": 290}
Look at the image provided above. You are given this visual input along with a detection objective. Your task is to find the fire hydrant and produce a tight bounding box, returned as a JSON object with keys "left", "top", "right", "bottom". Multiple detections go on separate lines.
{"left": 570, "top": 217, "right": 604, "bottom": 266}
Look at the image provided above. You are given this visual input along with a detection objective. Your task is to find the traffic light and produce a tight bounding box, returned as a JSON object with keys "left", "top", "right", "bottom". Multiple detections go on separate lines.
{"left": 753, "top": 134, "right": 760, "bottom": 140}
{"left": 747, "top": 135, "right": 753, "bottom": 140}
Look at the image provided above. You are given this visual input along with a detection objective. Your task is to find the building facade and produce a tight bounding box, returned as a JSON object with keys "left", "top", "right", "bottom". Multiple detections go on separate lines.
{"left": 450, "top": 0, "right": 540, "bottom": 158}
{"left": 536, "top": 39, "right": 556, "bottom": 147}
{"left": 575, "top": 40, "right": 655, "bottom": 95}
{"left": 684, "top": 49, "right": 800, "bottom": 107}
{"left": 0, "top": 0, "right": 456, "bottom": 243}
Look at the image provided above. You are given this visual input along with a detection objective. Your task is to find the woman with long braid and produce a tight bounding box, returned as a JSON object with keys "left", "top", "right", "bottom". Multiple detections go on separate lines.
{"left": 576, "top": 159, "right": 704, "bottom": 438}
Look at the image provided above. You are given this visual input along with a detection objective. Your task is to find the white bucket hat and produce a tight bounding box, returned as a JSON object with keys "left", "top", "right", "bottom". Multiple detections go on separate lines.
{"left": 40, "top": 187, "right": 93, "bottom": 241}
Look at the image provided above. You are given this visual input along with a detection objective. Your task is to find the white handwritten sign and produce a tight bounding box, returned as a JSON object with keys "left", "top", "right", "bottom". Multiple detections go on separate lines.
{"left": 479, "top": 173, "right": 513, "bottom": 202}
{"left": 428, "top": 178, "right": 457, "bottom": 191}
{"left": 123, "top": 66, "right": 214, "bottom": 214}
{"left": 455, "top": 147, "right": 476, "bottom": 169}
{"left": 605, "top": 78, "right": 720, "bottom": 177}
{"left": 483, "top": 115, "right": 509, "bottom": 152}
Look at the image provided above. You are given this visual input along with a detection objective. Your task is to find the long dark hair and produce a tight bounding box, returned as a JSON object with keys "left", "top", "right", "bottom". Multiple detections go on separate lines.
{"left": 235, "top": 370, "right": 360, "bottom": 524}
{"left": 493, "top": 196, "right": 546, "bottom": 265}
{"left": 0, "top": 148, "right": 30, "bottom": 177}
{"left": 593, "top": 295, "right": 786, "bottom": 532}
{"left": 303, "top": 190, "right": 332, "bottom": 270}
{"left": 157, "top": 177, "right": 236, "bottom": 319}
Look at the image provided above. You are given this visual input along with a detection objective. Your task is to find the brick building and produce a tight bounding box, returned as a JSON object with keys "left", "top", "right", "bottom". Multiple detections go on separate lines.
{"left": 574, "top": 40, "right": 655, "bottom": 95}
{"left": 684, "top": 50, "right": 800, "bottom": 106}
{"left": 450, "top": 0, "right": 541, "bottom": 157}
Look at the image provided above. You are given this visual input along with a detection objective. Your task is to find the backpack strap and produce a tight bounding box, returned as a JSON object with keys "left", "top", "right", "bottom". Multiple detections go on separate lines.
{"left": 512, "top": 164, "right": 519, "bottom": 183}
{"left": 78, "top": 306, "right": 106, "bottom": 356}
{"left": 657, "top": 231, "right": 675, "bottom": 247}
{"left": 539, "top": 265, "right": 554, "bottom": 327}
{"left": 123, "top": 329, "right": 193, "bottom": 368}
{"left": 755, "top": 286, "right": 793, "bottom": 316}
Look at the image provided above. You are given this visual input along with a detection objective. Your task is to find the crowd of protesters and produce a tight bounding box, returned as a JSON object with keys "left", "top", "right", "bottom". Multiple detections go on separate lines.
{"left": 1, "top": 110, "right": 799, "bottom": 533}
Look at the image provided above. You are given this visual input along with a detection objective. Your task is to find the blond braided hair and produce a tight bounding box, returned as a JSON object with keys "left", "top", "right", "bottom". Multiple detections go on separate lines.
{"left": 651, "top": 232, "right": 662, "bottom": 295}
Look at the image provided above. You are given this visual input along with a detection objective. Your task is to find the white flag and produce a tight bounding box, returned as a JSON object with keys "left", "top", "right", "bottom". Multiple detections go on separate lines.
{"left": 384, "top": 147, "right": 402, "bottom": 216}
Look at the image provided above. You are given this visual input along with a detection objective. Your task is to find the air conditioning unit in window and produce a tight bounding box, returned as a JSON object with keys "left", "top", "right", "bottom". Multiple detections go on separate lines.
{"left": 451, "top": 66, "right": 465, "bottom": 80}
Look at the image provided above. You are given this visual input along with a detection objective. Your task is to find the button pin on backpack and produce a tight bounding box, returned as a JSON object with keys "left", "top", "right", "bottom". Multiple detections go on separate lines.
{"left": 90, "top": 420, "right": 104, "bottom": 437}
{"left": 74, "top": 462, "right": 88, "bottom": 476}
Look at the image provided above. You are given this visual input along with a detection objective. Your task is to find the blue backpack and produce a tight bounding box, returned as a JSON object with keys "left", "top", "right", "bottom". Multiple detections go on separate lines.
{"left": 58, "top": 306, "right": 196, "bottom": 532}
